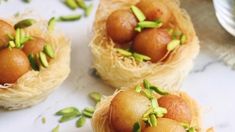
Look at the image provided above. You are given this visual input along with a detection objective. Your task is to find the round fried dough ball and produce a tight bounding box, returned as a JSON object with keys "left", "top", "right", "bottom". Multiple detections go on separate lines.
{"left": 158, "top": 95, "right": 192, "bottom": 124}
{"left": 0, "top": 48, "right": 30, "bottom": 84}
{"left": 132, "top": 28, "right": 171, "bottom": 62}
{"left": 106, "top": 9, "right": 138, "bottom": 44}
{"left": 136, "top": 0, "right": 171, "bottom": 23}
{"left": 143, "top": 118, "right": 186, "bottom": 132}
{"left": 22, "top": 36, "right": 46, "bottom": 56}
{"left": 0, "top": 20, "right": 15, "bottom": 49}
{"left": 109, "top": 89, "right": 152, "bottom": 132}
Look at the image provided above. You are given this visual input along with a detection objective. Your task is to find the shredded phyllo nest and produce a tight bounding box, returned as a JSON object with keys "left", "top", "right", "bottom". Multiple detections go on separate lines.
{"left": 0, "top": 14, "right": 70, "bottom": 110}
{"left": 90, "top": 0, "right": 199, "bottom": 90}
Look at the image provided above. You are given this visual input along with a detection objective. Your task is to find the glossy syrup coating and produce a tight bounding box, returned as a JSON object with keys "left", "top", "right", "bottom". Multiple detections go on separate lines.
{"left": 106, "top": 9, "right": 138, "bottom": 44}
{"left": 158, "top": 95, "right": 192, "bottom": 124}
{"left": 109, "top": 89, "right": 151, "bottom": 132}
{"left": 132, "top": 28, "right": 171, "bottom": 62}
{"left": 0, "top": 48, "right": 30, "bottom": 84}
{"left": 0, "top": 20, "right": 15, "bottom": 49}
{"left": 143, "top": 118, "right": 186, "bottom": 132}
{"left": 136, "top": 0, "right": 171, "bottom": 23}
{"left": 22, "top": 36, "right": 46, "bottom": 56}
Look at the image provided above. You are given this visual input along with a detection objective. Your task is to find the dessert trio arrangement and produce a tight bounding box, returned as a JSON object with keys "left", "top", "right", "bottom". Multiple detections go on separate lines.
{"left": 0, "top": 0, "right": 214, "bottom": 131}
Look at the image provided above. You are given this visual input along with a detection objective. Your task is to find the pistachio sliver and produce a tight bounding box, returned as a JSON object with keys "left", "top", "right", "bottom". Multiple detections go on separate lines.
{"left": 39, "top": 52, "right": 49, "bottom": 68}
{"left": 8, "top": 41, "right": 16, "bottom": 48}
{"left": 56, "top": 107, "right": 79, "bottom": 115}
{"left": 28, "top": 54, "right": 39, "bottom": 71}
{"left": 154, "top": 107, "right": 167, "bottom": 117}
{"left": 132, "top": 122, "right": 141, "bottom": 132}
{"left": 59, "top": 110, "right": 81, "bottom": 123}
{"left": 89, "top": 92, "right": 102, "bottom": 103}
{"left": 180, "top": 34, "right": 187, "bottom": 44}
{"left": 133, "top": 52, "right": 151, "bottom": 62}
{"left": 52, "top": 125, "right": 60, "bottom": 132}
{"left": 75, "top": 0, "right": 87, "bottom": 9}
{"left": 59, "top": 14, "right": 82, "bottom": 21}
{"left": 85, "top": 4, "right": 93, "bottom": 17}
{"left": 143, "top": 79, "right": 151, "bottom": 89}
{"left": 135, "top": 85, "right": 142, "bottom": 93}
{"left": 167, "top": 39, "right": 180, "bottom": 51}
{"left": 64, "top": 0, "right": 78, "bottom": 10}
{"left": 150, "top": 86, "right": 169, "bottom": 95}
{"left": 149, "top": 114, "right": 157, "bottom": 127}
{"left": 137, "top": 21, "right": 162, "bottom": 29}
{"left": 48, "top": 17, "right": 56, "bottom": 32}
{"left": 84, "top": 106, "right": 95, "bottom": 114}
{"left": 135, "top": 26, "right": 142, "bottom": 32}
{"left": 131, "top": 5, "right": 146, "bottom": 22}
{"left": 14, "top": 19, "right": 36, "bottom": 29}
{"left": 42, "top": 117, "right": 46, "bottom": 124}
{"left": 44, "top": 44, "right": 55, "bottom": 58}
{"left": 76, "top": 116, "right": 86, "bottom": 128}
{"left": 15, "top": 28, "right": 21, "bottom": 48}
{"left": 151, "top": 99, "right": 158, "bottom": 109}
{"left": 142, "top": 89, "right": 154, "bottom": 99}
{"left": 116, "top": 48, "right": 132, "bottom": 57}
{"left": 82, "top": 110, "right": 93, "bottom": 118}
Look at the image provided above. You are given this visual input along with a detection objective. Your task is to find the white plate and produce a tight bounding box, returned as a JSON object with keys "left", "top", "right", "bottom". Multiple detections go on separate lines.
{"left": 0, "top": 0, "right": 235, "bottom": 132}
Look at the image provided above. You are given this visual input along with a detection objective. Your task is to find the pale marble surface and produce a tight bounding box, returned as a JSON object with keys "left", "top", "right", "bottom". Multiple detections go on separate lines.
{"left": 0, "top": 0, "right": 234, "bottom": 132}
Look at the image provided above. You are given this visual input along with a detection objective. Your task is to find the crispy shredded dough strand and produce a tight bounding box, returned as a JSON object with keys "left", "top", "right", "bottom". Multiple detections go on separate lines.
{"left": 90, "top": 0, "right": 199, "bottom": 91}
{"left": 0, "top": 14, "right": 70, "bottom": 110}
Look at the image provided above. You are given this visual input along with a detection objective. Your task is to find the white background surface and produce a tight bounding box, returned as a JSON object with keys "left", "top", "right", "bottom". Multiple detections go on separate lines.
{"left": 0, "top": 0, "right": 234, "bottom": 132}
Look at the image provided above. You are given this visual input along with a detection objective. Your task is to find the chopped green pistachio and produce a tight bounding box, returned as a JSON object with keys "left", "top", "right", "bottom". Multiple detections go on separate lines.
{"left": 82, "top": 110, "right": 93, "bottom": 118}
{"left": 150, "top": 86, "right": 169, "bottom": 95}
{"left": 8, "top": 41, "right": 16, "bottom": 48}
{"left": 173, "top": 29, "right": 182, "bottom": 38}
{"left": 135, "top": 26, "right": 142, "bottom": 32}
{"left": 39, "top": 52, "right": 49, "bottom": 68}
{"left": 142, "top": 89, "right": 154, "bottom": 99}
{"left": 89, "top": 92, "right": 102, "bottom": 103}
{"left": 143, "top": 79, "right": 151, "bottom": 89}
{"left": 15, "top": 28, "right": 21, "bottom": 48}
{"left": 132, "top": 122, "right": 141, "bottom": 132}
{"left": 59, "top": 111, "right": 81, "bottom": 123}
{"left": 180, "top": 34, "right": 187, "bottom": 44}
{"left": 167, "top": 39, "right": 180, "bottom": 51}
{"left": 52, "top": 125, "right": 60, "bottom": 132}
{"left": 64, "top": 0, "right": 78, "bottom": 10}
{"left": 149, "top": 114, "right": 157, "bottom": 127}
{"left": 76, "top": 0, "right": 87, "bottom": 9}
{"left": 135, "top": 85, "right": 142, "bottom": 93}
{"left": 14, "top": 19, "right": 36, "bottom": 29}
{"left": 137, "top": 20, "right": 162, "bottom": 29}
{"left": 22, "top": 0, "right": 31, "bottom": 3}
{"left": 131, "top": 5, "right": 146, "bottom": 22}
{"left": 154, "top": 107, "right": 167, "bottom": 117}
{"left": 85, "top": 4, "right": 93, "bottom": 17}
{"left": 44, "top": 44, "right": 55, "bottom": 58}
{"left": 58, "top": 14, "right": 82, "bottom": 21}
{"left": 143, "top": 108, "right": 154, "bottom": 118}
{"left": 28, "top": 54, "right": 39, "bottom": 71}
{"left": 151, "top": 99, "right": 158, "bottom": 109}
{"left": 116, "top": 48, "right": 132, "bottom": 57}
{"left": 41, "top": 117, "right": 46, "bottom": 124}
{"left": 56, "top": 107, "right": 79, "bottom": 116}
{"left": 188, "top": 127, "right": 196, "bottom": 132}
{"left": 76, "top": 116, "right": 86, "bottom": 128}
{"left": 133, "top": 52, "right": 151, "bottom": 62}
{"left": 48, "top": 17, "right": 56, "bottom": 32}
{"left": 20, "top": 30, "right": 31, "bottom": 44}
{"left": 84, "top": 106, "right": 95, "bottom": 114}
